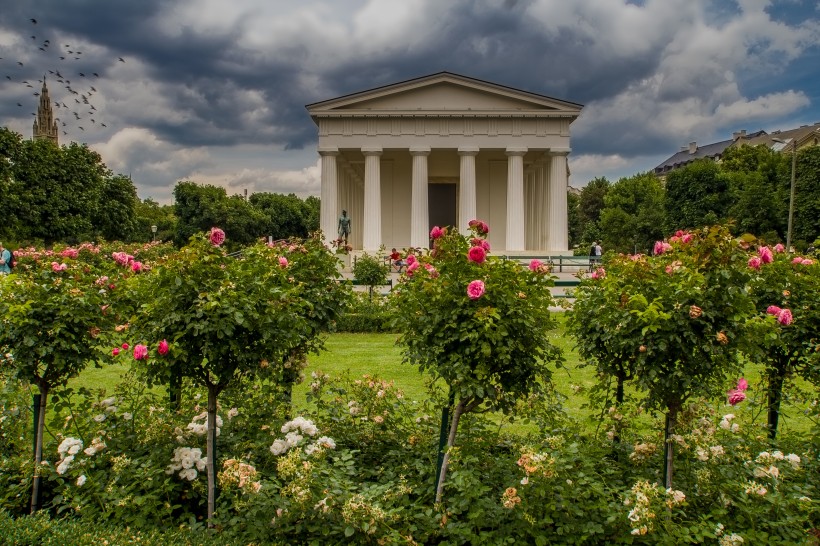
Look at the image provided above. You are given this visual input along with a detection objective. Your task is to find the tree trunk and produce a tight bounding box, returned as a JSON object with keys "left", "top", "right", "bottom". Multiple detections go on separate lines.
{"left": 663, "top": 404, "right": 679, "bottom": 490}
{"left": 30, "top": 382, "right": 48, "bottom": 514}
{"left": 615, "top": 373, "right": 625, "bottom": 405}
{"left": 206, "top": 384, "right": 219, "bottom": 526}
{"left": 767, "top": 363, "right": 787, "bottom": 441}
{"left": 435, "top": 398, "right": 466, "bottom": 504}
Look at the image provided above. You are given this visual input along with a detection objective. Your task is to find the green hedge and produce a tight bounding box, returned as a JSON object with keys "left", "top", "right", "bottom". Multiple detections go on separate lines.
{"left": 334, "top": 292, "right": 398, "bottom": 333}
{"left": 0, "top": 511, "right": 253, "bottom": 546}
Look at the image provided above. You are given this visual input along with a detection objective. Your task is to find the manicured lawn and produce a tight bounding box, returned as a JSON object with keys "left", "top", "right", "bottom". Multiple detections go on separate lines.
{"left": 72, "top": 320, "right": 814, "bottom": 436}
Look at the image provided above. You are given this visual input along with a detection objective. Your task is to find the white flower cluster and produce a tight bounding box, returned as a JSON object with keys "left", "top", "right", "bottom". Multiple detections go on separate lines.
{"left": 166, "top": 446, "right": 207, "bottom": 481}
{"left": 719, "top": 414, "right": 740, "bottom": 433}
{"left": 186, "top": 411, "right": 223, "bottom": 436}
{"left": 695, "top": 444, "right": 725, "bottom": 462}
{"left": 269, "top": 417, "right": 335, "bottom": 457}
{"left": 756, "top": 450, "right": 800, "bottom": 469}
{"left": 83, "top": 437, "right": 106, "bottom": 456}
{"left": 56, "top": 437, "right": 83, "bottom": 475}
{"left": 715, "top": 524, "right": 744, "bottom": 546}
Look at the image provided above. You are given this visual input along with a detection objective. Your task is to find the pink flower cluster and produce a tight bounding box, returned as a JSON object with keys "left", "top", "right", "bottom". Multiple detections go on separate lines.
{"left": 774, "top": 243, "right": 785, "bottom": 253}
{"left": 653, "top": 241, "right": 672, "bottom": 255}
{"left": 61, "top": 248, "right": 79, "bottom": 259}
{"left": 278, "top": 256, "right": 289, "bottom": 268}
{"left": 50, "top": 262, "right": 68, "bottom": 272}
{"left": 210, "top": 227, "right": 226, "bottom": 246}
{"left": 430, "top": 226, "right": 445, "bottom": 239}
{"left": 471, "top": 237, "right": 491, "bottom": 252}
{"left": 591, "top": 267, "right": 606, "bottom": 280}
{"left": 467, "top": 279, "right": 485, "bottom": 300}
{"left": 727, "top": 377, "right": 748, "bottom": 406}
{"left": 748, "top": 256, "right": 762, "bottom": 270}
{"left": 669, "top": 230, "right": 693, "bottom": 244}
{"left": 766, "top": 305, "right": 793, "bottom": 326}
{"left": 468, "top": 219, "right": 489, "bottom": 236}
{"left": 758, "top": 246, "right": 773, "bottom": 264}
{"left": 792, "top": 256, "right": 814, "bottom": 265}
{"left": 112, "top": 251, "right": 136, "bottom": 267}
{"left": 112, "top": 340, "right": 170, "bottom": 359}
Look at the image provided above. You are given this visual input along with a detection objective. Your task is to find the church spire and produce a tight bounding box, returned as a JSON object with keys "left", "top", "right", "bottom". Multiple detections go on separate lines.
{"left": 33, "top": 76, "right": 59, "bottom": 145}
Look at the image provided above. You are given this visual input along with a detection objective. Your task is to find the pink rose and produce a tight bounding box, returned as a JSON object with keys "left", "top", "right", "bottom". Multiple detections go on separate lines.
{"left": 727, "top": 389, "right": 746, "bottom": 406}
{"left": 209, "top": 227, "right": 226, "bottom": 246}
{"left": 801, "top": 258, "right": 814, "bottom": 265}
{"left": 653, "top": 241, "right": 671, "bottom": 255}
{"left": 51, "top": 262, "right": 67, "bottom": 272}
{"left": 681, "top": 233, "right": 693, "bottom": 244}
{"left": 112, "top": 348, "right": 120, "bottom": 356}
{"left": 278, "top": 256, "right": 289, "bottom": 268}
{"left": 158, "top": 339, "right": 169, "bottom": 356}
{"left": 748, "top": 256, "right": 762, "bottom": 270}
{"left": 468, "top": 219, "right": 489, "bottom": 236}
{"left": 766, "top": 305, "right": 781, "bottom": 316}
{"left": 406, "top": 254, "right": 417, "bottom": 266}
{"left": 122, "top": 343, "right": 129, "bottom": 350}
{"left": 131, "top": 261, "right": 143, "bottom": 272}
{"left": 792, "top": 257, "right": 803, "bottom": 265}
{"left": 424, "top": 263, "right": 439, "bottom": 278}
{"left": 430, "top": 226, "right": 444, "bottom": 239}
{"left": 737, "top": 378, "right": 749, "bottom": 391}
{"left": 133, "top": 344, "right": 148, "bottom": 360}
{"left": 758, "top": 246, "right": 773, "bottom": 264}
{"left": 529, "top": 259, "right": 541, "bottom": 271}
{"left": 467, "top": 246, "right": 486, "bottom": 264}
{"left": 406, "top": 261, "right": 420, "bottom": 276}
{"left": 61, "top": 248, "right": 79, "bottom": 258}
{"left": 776, "top": 308, "right": 793, "bottom": 326}
{"left": 774, "top": 243, "right": 785, "bottom": 253}
{"left": 467, "top": 279, "right": 485, "bottom": 300}
{"left": 591, "top": 267, "right": 606, "bottom": 280}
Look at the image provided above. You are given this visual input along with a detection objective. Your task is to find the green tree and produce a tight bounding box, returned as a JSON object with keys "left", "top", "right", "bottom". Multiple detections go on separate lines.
{"left": 665, "top": 160, "right": 732, "bottom": 232}
{"left": 249, "top": 192, "right": 318, "bottom": 241}
{"left": 134, "top": 197, "right": 177, "bottom": 243}
{"left": 0, "top": 251, "right": 116, "bottom": 512}
{"left": 124, "top": 229, "right": 348, "bottom": 523}
{"left": 567, "top": 191, "right": 582, "bottom": 249}
{"left": 94, "top": 175, "right": 140, "bottom": 242}
{"left": 748, "top": 245, "right": 820, "bottom": 438}
{"left": 352, "top": 251, "right": 389, "bottom": 300}
{"left": 723, "top": 145, "right": 789, "bottom": 240}
{"left": 173, "top": 182, "right": 266, "bottom": 248}
{"left": 599, "top": 173, "right": 665, "bottom": 254}
{"left": 391, "top": 224, "right": 562, "bottom": 504}
{"left": 578, "top": 177, "right": 610, "bottom": 245}
{"left": 569, "top": 226, "right": 757, "bottom": 489}
{"left": 792, "top": 146, "right": 820, "bottom": 246}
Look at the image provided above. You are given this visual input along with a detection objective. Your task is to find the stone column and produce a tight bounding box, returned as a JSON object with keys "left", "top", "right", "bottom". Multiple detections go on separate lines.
{"left": 458, "top": 146, "right": 478, "bottom": 234}
{"left": 318, "top": 147, "right": 340, "bottom": 246}
{"left": 410, "top": 146, "right": 431, "bottom": 248}
{"left": 535, "top": 160, "right": 549, "bottom": 250}
{"left": 505, "top": 147, "right": 527, "bottom": 251}
{"left": 547, "top": 150, "right": 569, "bottom": 252}
{"left": 362, "top": 146, "right": 383, "bottom": 251}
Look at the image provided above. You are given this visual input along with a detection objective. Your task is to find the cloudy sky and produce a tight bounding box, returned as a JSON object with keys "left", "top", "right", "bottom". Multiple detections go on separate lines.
{"left": 1, "top": 0, "right": 818, "bottom": 203}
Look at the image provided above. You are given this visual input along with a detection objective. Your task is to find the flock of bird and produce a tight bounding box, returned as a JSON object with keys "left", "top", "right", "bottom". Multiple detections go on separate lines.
{"left": 1, "top": 17, "right": 125, "bottom": 139}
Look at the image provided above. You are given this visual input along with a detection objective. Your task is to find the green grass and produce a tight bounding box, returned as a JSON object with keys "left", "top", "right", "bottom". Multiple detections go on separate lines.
{"left": 71, "top": 323, "right": 814, "bottom": 437}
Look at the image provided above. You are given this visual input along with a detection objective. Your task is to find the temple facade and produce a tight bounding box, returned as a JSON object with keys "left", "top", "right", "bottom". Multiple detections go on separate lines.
{"left": 306, "top": 72, "right": 582, "bottom": 254}
{"left": 33, "top": 78, "right": 58, "bottom": 145}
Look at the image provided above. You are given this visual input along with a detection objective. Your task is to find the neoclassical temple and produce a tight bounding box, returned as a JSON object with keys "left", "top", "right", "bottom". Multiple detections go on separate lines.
{"left": 306, "top": 72, "right": 582, "bottom": 254}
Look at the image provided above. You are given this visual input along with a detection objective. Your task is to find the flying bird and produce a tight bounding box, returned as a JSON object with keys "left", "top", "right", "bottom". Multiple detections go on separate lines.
{"left": 79, "top": 72, "right": 85, "bottom": 77}
{"left": 33, "top": 92, "right": 39, "bottom": 96}
{"left": 101, "top": 123, "right": 106, "bottom": 127}
{"left": 118, "top": 57, "right": 125, "bottom": 62}
{"left": 78, "top": 126, "right": 84, "bottom": 131}
{"left": 17, "top": 62, "right": 23, "bottom": 66}
{"left": 17, "top": 102, "right": 22, "bottom": 107}
{"left": 92, "top": 72, "right": 99, "bottom": 77}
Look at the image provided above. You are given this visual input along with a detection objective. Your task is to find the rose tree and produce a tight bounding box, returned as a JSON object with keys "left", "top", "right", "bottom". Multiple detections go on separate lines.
{"left": 747, "top": 245, "right": 820, "bottom": 439}
{"left": 568, "top": 226, "right": 758, "bottom": 489}
{"left": 0, "top": 255, "right": 114, "bottom": 512}
{"left": 391, "top": 223, "right": 563, "bottom": 504}
{"left": 124, "top": 229, "right": 349, "bottom": 524}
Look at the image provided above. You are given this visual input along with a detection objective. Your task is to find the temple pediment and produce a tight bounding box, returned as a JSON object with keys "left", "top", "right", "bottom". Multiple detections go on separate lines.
{"left": 307, "top": 72, "right": 582, "bottom": 118}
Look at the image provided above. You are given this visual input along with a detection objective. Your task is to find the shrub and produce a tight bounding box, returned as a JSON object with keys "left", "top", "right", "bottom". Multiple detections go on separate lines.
{"left": 335, "top": 293, "right": 398, "bottom": 333}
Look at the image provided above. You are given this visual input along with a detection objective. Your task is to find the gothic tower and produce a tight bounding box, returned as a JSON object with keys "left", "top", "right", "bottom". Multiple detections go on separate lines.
{"left": 33, "top": 77, "right": 58, "bottom": 145}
